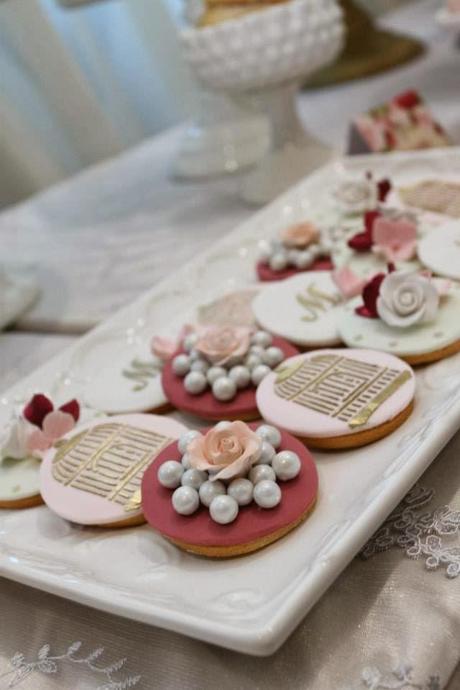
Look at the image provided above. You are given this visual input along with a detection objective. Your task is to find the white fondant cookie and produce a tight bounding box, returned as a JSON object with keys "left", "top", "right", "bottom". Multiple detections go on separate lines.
{"left": 40, "top": 414, "right": 188, "bottom": 526}
{"left": 338, "top": 281, "right": 460, "bottom": 363}
{"left": 71, "top": 327, "right": 168, "bottom": 414}
{"left": 418, "top": 222, "right": 460, "bottom": 280}
{"left": 252, "top": 271, "right": 344, "bottom": 347}
{"left": 256, "top": 349, "right": 415, "bottom": 449}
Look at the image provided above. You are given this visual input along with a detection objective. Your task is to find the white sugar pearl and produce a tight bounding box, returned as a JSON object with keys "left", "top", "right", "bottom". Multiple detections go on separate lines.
{"left": 258, "top": 242, "right": 272, "bottom": 262}
{"left": 178, "top": 430, "right": 202, "bottom": 455}
{"left": 207, "top": 366, "right": 227, "bottom": 385}
{"left": 172, "top": 354, "right": 191, "bottom": 377}
{"left": 250, "top": 345, "right": 265, "bottom": 358}
{"left": 181, "top": 468, "right": 208, "bottom": 490}
{"left": 251, "top": 331, "right": 273, "bottom": 348}
{"left": 287, "top": 249, "right": 299, "bottom": 264}
{"left": 172, "top": 486, "right": 199, "bottom": 515}
{"left": 249, "top": 464, "right": 276, "bottom": 484}
{"left": 209, "top": 495, "right": 239, "bottom": 524}
{"left": 245, "top": 354, "right": 262, "bottom": 370}
{"left": 199, "top": 480, "right": 226, "bottom": 507}
{"left": 253, "top": 480, "right": 281, "bottom": 509}
{"left": 188, "top": 349, "right": 201, "bottom": 362}
{"left": 251, "top": 364, "right": 271, "bottom": 386}
{"left": 262, "top": 346, "right": 284, "bottom": 368}
{"left": 214, "top": 420, "right": 232, "bottom": 430}
{"left": 183, "top": 333, "right": 198, "bottom": 352}
{"left": 320, "top": 238, "right": 333, "bottom": 254}
{"left": 269, "top": 252, "right": 288, "bottom": 272}
{"left": 272, "top": 450, "right": 301, "bottom": 481}
{"left": 212, "top": 376, "right": 237, "bottom": 401}
{"left": 256, "top": 424, "right": 282, "bottom": 449}
{"left": 157, "top": 460, "right": 184, "bottom": 489}
{"left": 294, "top": 250, "right": 314, "bottom": 269}
{"left": 184, "top": 371, "right": 207, "bottom": 395}
{"left": 257, "top": 441, "right": 276, "bottom": 465}
{"left": 181, "top": 452, "right": 192, "bottom": 470}
{"left": 228, "top": 478, "right": 253, "bottom": 506}
{"left": 191, "top": 359, "right": 209, "bottom": 374}
{"left": 228, "top": 365, "right": 251, "bottom": 389}
{"left": 309, "top": 244, "right": 321, "bottom": 259}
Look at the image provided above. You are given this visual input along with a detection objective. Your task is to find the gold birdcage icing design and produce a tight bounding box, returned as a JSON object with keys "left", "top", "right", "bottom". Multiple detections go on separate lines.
{"left": 52, "top": 423, "right": 172, "bottom": 511}
{"left": 275, "top": 354, "right": 411, "bottom": 429}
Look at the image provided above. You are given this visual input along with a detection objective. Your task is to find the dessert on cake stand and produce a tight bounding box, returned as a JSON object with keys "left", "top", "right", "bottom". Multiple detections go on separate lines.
{"left": 180, "top": 0, "right": 345, "bottom": 204}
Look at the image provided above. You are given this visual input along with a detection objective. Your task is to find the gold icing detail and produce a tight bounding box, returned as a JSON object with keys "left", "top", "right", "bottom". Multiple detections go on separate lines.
{"left": 275, "top": 360, "right": 305, "bottom": 384}
{"left": 295, "top": 283, "right": 341, "bottom": 322}
{"left": 274, "top": 354, "right": 411, "bottom": 428}
{"left": 52, "top": 423, "right": 172, "bottom": 508}
{"left": 122, "top": 357, "right": 162, "bottom": 392}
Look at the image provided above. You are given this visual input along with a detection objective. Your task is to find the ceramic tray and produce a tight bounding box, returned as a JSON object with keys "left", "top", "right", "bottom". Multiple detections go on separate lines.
{"left": 2, "top": 148, "right": 460, "bottom": 656}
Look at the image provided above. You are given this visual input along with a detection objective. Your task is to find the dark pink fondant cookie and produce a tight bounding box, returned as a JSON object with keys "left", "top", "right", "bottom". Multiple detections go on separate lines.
{"left": 142, "top": 421, "right": 318, "bottom": 557}
{"left": 256, "top": 256, "right": 334, "bottom": 282}
{"left": 162, "top": 326, "right": 299, "bottom": 421}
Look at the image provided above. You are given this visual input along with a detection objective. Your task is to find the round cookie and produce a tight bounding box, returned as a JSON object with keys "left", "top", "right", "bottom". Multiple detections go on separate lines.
{"left": 142, "top": 422, "right": 318, "bottom": 558}
{"left": 40, "top": 414, "right": 188, "bottom": 527}
{"left": 418, "top": 222, "right": 460, "bottom": 280}
{"left": 252, "top": 271, "right": 344, "bottom": 348}
{"left": 338, "top": 283, "right": 460, "bottom": 365}
{"left": 256, "top": 349, "right": 415, "bottom": 449}
{"left": 162, "top": 330, "right": 298, "bottom": 421}
{"left": 70, "top": 326, "right": 170, "bottom": 415}
{"left": 256, "top": 257, "right": 334, "bottom": 283}
{"left": 0, "top": 455, "right": 42, "bottom": 509}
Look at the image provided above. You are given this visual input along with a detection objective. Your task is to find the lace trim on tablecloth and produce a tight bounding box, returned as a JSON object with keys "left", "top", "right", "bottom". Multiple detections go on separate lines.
{"left": 360, "top": 485, "right": 460, "bottom": 578}
{"left": 0, "top": 642, "right": 141, "bottom": 689}
{"left": 343, "top": 663, "right": 441, "bottom": 690}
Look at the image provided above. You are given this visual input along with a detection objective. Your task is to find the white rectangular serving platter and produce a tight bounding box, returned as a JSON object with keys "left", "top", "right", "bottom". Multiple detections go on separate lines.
{"left": 2, "top": 148, "right": 460, "bottom": 656}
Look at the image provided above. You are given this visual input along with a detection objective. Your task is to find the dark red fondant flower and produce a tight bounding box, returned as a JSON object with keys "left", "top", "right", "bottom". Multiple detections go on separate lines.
{"left": 355, "top": 273, "right": 386, "bottom": 318}
{"left": 393, "top": 90, "right": 420, "bottom": 110}
{"left": 348, "top": 210, "right": 382, "bottom": 253}
{"left": 377, "top": 178, "right": 391, "bottom": 202}
{"left": 23, "top": 394, "right": 80, "bottom": 428}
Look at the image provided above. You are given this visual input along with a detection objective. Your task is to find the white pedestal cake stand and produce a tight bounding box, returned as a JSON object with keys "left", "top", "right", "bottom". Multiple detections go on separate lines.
{"left": 181, "top": 0, "right": 345, "bottom": 204}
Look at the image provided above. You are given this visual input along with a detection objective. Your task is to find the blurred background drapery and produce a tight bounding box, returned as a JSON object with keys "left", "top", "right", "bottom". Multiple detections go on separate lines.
{"left": 0, "top": 0, "right": 417, "bottom": 206}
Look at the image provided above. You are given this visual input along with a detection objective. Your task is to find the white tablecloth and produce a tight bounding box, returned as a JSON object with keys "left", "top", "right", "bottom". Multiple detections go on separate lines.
{"left": 0, "top": 1, "right": 459, "bottom": 688}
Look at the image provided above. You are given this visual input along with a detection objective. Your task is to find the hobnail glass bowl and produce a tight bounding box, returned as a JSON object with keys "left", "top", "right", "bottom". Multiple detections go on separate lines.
{"left": 180, "top": 0, "right": 345, "bottom": 203}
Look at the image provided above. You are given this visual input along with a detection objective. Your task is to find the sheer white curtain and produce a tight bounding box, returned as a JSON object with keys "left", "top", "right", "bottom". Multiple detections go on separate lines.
{"left": 0, "top": 0, "right": 195, "bottom": 205}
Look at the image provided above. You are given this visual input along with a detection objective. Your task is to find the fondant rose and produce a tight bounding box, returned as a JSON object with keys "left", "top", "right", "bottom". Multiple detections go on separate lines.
{"left": 195, "top": 326, "right": 251, "bottom": 366}
{"left": 280, "top": 222, "right": 320, "bottom": 249}
{"left": 377, "top": 271, "right": 439, "bottom": 328}
{"left": 188, "top": 421, "right": 262, "bottom": 481}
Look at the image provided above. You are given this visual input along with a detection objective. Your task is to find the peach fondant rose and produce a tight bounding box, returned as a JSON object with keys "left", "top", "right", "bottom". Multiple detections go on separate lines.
{"left": 280, "top": 222, "right": 320, "bottom": 249}
{"left": 188, "top": 421, "right": 262, "bottom": 481}
{"left": 195, "top": 326, "right": 251, "bottom": 366}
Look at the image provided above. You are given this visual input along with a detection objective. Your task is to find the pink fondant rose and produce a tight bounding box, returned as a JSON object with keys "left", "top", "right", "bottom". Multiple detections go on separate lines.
{"left": 280, "top": 222, "right": 319, "bottom": 248}
{"left": 188, "top": 421, "right": 262, "bottom": 481}
{"left": 195, "top": 326, "right": 251, "bottom": 366}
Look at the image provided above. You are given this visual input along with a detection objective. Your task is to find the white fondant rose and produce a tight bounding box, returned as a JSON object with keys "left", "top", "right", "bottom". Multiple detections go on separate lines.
{"left": 334, "top": 179, "right": 377, "bottom": 214}
{"left": 377, "top": 271, "right": 439, "bottom": 328}
{"left": 188, "top": 421, "right": 262, "bottom": 481}
{"left": 195, "top": 326, "right": 251, "bottom": 366}
{"left": 0, "top": 417, "right": 32, "bottom": 461}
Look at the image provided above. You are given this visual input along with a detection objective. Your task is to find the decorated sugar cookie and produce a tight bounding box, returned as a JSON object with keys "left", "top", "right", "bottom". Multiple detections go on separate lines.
{"left": 256, "top": 221, "right": 334, "bottom": 282}
{"left": 333, "top": 174, "right": 391, "bottom": 216}
{"left": 196, "top": 289, "right": 258, "bottom": 328}
{"left": 161, "top": 325, "right": 298, "bottom": 421}
{"left": 256, "top": 349, "right": 415, "bottom": 449}
{"left": 252, "top": 271, "right": 345, "bottom": 348}
{"left": 71, "top": 325, "right": 170, "bottom": 415}
{"left": 40, "top": 414, "right": 187, "bottom": 527}
{"left": 418, "top": 222, "right": 460, "bottom": 280}
{"left": 338, "top": 269, "right": 460, "bottom": 365}
{"left": 398, "top": 180, "right": 460, "bottom": 218}
{"left": 142, "top": 420, "right": 318, "bottom": 557}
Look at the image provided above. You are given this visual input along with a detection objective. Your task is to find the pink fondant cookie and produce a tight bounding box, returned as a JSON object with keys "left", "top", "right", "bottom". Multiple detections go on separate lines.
{"left": 256, "top": 349, "right": 416, "bottom": 449}
{"left": 142, "top": 420, "right": 318, "bottom": 557}
{"left": 256, "top": 221, "right": 334, "bottom": 282}
{"left": 161, "top": 326, "right": 298, "bottom": 421}
{"left": 40, "top": 413, "right": 188, "bottom": 527}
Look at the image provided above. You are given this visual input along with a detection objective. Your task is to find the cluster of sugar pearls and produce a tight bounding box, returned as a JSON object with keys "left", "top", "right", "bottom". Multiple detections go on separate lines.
{"left": 258, "top": 236, "right": 333, "bottom": 272}
{"left": 172, "top": 331, "right": 285, "bottom": 401}
{"left": 157, "top": 424, "right": 301, "bottom": 525}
